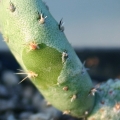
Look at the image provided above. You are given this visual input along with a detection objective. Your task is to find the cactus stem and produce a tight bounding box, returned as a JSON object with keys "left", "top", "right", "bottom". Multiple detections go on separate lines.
{"left": 100, "top": 100, "right": 105, "bottom": 105}
{"left": 63, "top": 86, "right": 69, "bottom": 91}
{"left": 71, "top": 94, "right": 77, "bottom": 102}
{"left": 62, "top": 51, "right": 68, "bottom": 63}
{"left": 58, "top": 18, "right": 65, "bottom": 32}
{"left": 0, "top": 0, "right": 95, "bottom": 118}
{"left": 9, "top": 1, "right": 16, "bottom": 12}
{"left": 109, "top": 90, "right": 113, "bottom": 95}
{"left": 15, "top": 69, "right": 38, "bottom": 84}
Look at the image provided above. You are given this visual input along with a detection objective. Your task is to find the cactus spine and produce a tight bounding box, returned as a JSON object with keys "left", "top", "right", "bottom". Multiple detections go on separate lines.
{"left": 1, "top": 0, "right": 120, "bottom": 119}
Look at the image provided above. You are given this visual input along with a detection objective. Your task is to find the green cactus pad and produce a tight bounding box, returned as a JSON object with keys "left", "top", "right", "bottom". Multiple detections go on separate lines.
{"left": 22, "top": 43, "right": 95, "bottom": 118}
{"left": 0, "top": 0, "right": 95, "bottom": 118}
{"left": 22, "top": 43, "right": 63, "bottom": 89}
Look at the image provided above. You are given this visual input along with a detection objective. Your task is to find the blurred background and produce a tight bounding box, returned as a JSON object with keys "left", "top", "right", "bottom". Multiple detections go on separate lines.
{"left": 0, "top": 0, "right": 120, "bottom": 120}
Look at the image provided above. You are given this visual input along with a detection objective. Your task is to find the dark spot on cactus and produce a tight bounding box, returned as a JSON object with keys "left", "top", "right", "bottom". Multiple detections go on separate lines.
{"left": 63, "top": 86, "right": 68, "bottom": 91}
{"left": 100, "top": 100, "right": 105, "bottom": 105}
{"left": 9, "top": 1, "right": 16, "bottom": 12}
{"left": 58, "top": 18, "right": 64, "bottom": 32}
{"left": 109, "top": 90, "right": 113, "bottom": 94}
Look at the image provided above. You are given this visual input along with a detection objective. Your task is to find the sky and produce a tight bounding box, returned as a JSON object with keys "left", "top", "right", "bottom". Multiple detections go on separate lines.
{"left": 0, "top": 0, "right": 120, "bottom": 50}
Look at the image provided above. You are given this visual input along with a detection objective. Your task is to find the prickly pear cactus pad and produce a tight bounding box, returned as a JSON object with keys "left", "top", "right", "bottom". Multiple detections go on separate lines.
{"left": 0, "top": 0, "right": 95, "bottom": 118}
{"left": 88, "top": 79, "right": 120, "bottom": 120}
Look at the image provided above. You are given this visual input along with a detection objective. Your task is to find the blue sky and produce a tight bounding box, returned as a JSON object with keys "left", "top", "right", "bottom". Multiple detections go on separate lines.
{"left": 45, "top": 0, "right": 120, "bottom": 48}
{"left": 0, "top": 0, "right": 120, "bottom": 50}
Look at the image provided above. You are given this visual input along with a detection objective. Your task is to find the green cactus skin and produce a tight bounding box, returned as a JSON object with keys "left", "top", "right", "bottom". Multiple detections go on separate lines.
{"left": 88, "top": 79, "right": 120, "bottom": 120}
{"left": 0, "top": 0, "right": 95, "bottom": 118}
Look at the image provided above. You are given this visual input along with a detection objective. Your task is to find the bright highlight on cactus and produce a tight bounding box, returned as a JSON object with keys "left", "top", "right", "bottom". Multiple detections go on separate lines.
{"left": 0, "top": 0, "right": 120, "bottom": 119}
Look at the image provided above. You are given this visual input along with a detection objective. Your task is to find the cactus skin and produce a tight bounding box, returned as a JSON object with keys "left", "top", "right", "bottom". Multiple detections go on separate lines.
{"left": 1, "top": 0, "right": 120, "bottom": 119}
{"left": 0, "top": 0, "right": 95, "bottom": 118}
{"left": 88, "top": 79, "right": 120, "bottom": 120}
